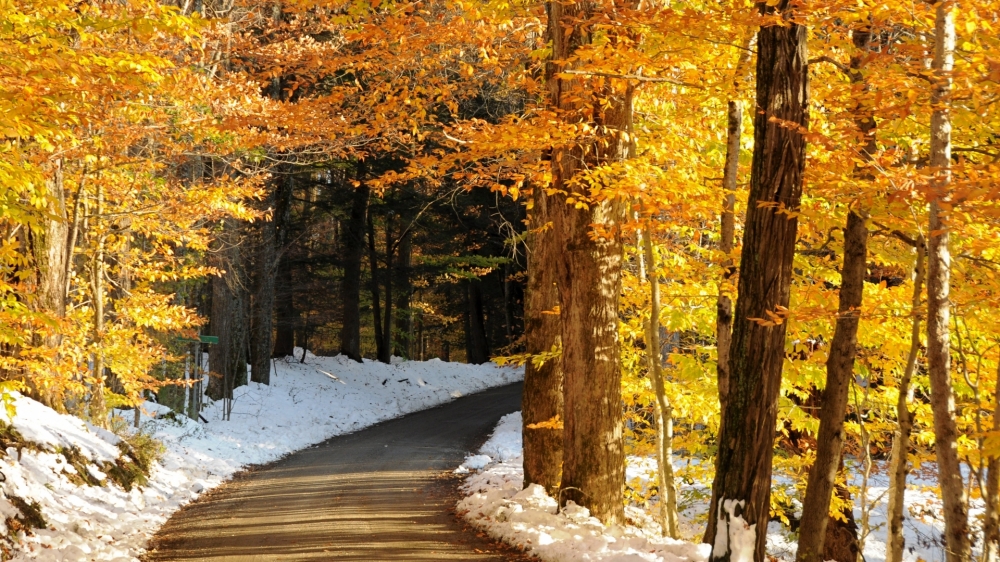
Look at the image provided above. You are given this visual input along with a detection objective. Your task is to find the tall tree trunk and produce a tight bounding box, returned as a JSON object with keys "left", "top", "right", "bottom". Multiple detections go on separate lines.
{"left": 547, "top": 0, "right": 629, "bottom": 526}
{"left": 796, "top": 27, "right": 877, "bottom": 562}
{"left": 394, "top": 231, "right": 412, "bottom": 358}
{"left": 380, "top": 212, "right": 394, "bottom": 364}
{"left": 207, "top": 221, "right": 250, "bottom": 400}
{"left": 273, "top": 258, "right": 296, "bottom": 357}
{"left": 249, "top": 169, "right": 294, "bottom": 384}
{"left": 643, "top": 230, "right": 679, "bottom": 538}
{"left": 717, "top": 35, "right": 753, "bottom": 416}
{"left": 983, "top": 369, "right": 1000, "bottom": 562}
{"left": 795, "top": 211, "right": 867, "bottom": 562}
{"left": 704, "top": 2, "right": 808, "bottom": 559}
{"left": 89, "top": 181, "right": 107, "bottom": 425}
{"left": 339, "top": 179, "right": 370, "bottom": 362}
{"left": 465, "top": 281, "right": 489, "bottom": 364}
{"left": 367, "top": 211, "right": 385, "bottom": 362}
{"left": 926, "top": 2, "right": 970, "bottom": 559}
{"left": 886, "top": 236, "right": 925, "bottom": 562}
{"left": 27, "top": 159, "right": 70, "bottom": 408}
{"left": 522, "top": 187, "right": 563, "bottom": 497}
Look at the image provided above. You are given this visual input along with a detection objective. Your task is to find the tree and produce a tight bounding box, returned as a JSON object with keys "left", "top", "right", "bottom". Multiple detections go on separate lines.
{"left": 704, "top": 0, "right": 809, "bottom": 559}
{"left": 925, "top": 1, "right": 970, "bottom": 559}
{"left": 521, "top": 187, "right": 563, "bottom": 496}
{"left": 547, "top": 0, "right": 630, "bottom": 526}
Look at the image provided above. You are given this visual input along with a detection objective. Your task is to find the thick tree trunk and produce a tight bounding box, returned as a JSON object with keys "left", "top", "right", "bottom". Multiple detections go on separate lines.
{"left": 248, "top": 170, "right": 294, "bottom": 384}
{"left": 339, "top": 180, "right": 370, "bottom": 362}
{"left": 926, "top": 3, "right": 970, "bottom": 561}
{"left": 704, "top": 3, "right": 808, "bottom": 559}
{"left": 547, "top": 0, "right": 629, "bottom": 526}
{"left": 644, "top": 231, "right": 679, "bottom": 538}
{"left": 522, "top": 187, "right": 563, "bottom": 497}
{"left": 465, "top": 281, "right": 489, "bottom": 364}
{"left": 886, "top": 238, "right": 925, "bottom": 562}
{"left": 27, "top": 159, "right": 69, "bottom": 408}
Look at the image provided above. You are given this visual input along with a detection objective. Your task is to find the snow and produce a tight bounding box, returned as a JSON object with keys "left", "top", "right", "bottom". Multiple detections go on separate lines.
{"left": 0, "top": 350, "right": 522, "bottom": 561}
{"left": 457, "top": 412, "right": 711, "bottom": 562}
{"left": 457, "top": 411, "right": 968, "bottom": 562}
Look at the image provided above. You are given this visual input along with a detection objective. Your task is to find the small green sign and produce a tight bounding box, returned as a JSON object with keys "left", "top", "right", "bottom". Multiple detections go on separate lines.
{"left": 178, "top": 335, "right": 219, "bottom": 345}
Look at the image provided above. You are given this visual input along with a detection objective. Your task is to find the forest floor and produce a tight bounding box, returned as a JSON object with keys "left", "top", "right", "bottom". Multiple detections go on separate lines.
{"left": 459, "top": 414, "right": 959, "bottom": 562}
{"left": 0, "top": 352, "right": 522, "bottom": 561}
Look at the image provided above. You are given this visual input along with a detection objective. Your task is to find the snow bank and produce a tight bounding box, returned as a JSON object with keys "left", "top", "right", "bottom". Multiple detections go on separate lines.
{"left": 457, "top": 412, "right": 710, "bottom": 562}
{"left": 457, "top": 412, "right": 960, "bottom": 562}
{"left": 1, "top": 351, "right": 522, "bottom": 561}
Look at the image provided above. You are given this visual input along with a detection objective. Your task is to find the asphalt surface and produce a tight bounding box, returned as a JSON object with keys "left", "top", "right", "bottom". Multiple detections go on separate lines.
{"left": 145, "top": 382, "right": 529, "bottom": 562}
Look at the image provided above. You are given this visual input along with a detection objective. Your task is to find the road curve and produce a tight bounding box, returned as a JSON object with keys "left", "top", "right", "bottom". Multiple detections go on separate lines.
{"left": 145, "top": 382, "right": 527, "bottom": 562}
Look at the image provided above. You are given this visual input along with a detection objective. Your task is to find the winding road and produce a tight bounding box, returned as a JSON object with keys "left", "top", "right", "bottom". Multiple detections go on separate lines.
{"left": 145, "top": 382, "right": 530, "bottom": 561}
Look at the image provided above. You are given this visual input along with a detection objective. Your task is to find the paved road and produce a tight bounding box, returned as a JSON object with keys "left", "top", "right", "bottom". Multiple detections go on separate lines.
{"left": 146, "top": 382, "right": 527, "bottom": 562}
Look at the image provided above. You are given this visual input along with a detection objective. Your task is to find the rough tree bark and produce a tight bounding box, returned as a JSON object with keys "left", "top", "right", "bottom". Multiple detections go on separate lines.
{"left": 984, "top": 369, "right": 1000, "bottom": 562}
{"left": 522, "top": 186, "right": 563, "bottom": 497}
{"left": 248, "top": 169, "right": 294, "bottom": 385}
{"left": 207, "top": 221, "right": 249, "bottom": 400}
{"left": 547, "top": 0, "right": 629, "bottom": 526}
{"left": 885, "top": 236, "right": 925, "bottom": 562}
{"left": 925, "top": 2, "right": 970, "bottom": 559}
{"left": 394, "top": 231, "right": 412, "bottom": 358}
{"left": 339, "top": 179, "right": 370, "bottom": 362}
{"left": 704, "top": 1, "right": 808, "bottom": 559}
{"left": 795, "top": 27, "right": 877, "bottom": 562}
{"left": 27, "top": 159, "right": 70, "bottom": 408}
{"left": 717, "top": 35, "right": 753, "bottom": 416}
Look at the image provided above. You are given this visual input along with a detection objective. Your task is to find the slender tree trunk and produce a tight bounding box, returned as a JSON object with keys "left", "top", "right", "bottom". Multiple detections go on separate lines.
{"left": 547, "top": 0, "right": 629, "bottom": 526}
{"left": 380, "top": 212, "right": 394, "bottom": 364}
{"left": 796, "top": 26, "right": 877, "bottom": 561}
{"left": 926, "top": 3, "right": 970, "bottom": 560}
{"left": 795, "top": 211, "right": 867, "bottom": 562}
{"left": 522, "top": 187, "right": 563, "bottom": 497}
{"left": 465, "top": 281, "right": 489, "bottom": 364}
{"left": 394, "top": 231, "right": 412, "bottom": 358}
{"left": 339, "top": 180, "right": 370, "bottom": 362}
{"left": 367, "top": 211, "right": 385, "bottom": 361}
{"left": 704, "top": 2, "right": 809, "bottom": 559}
{"left": 983, "top": 370, "right": 1000, "bottom": 562}
{"left": 717, "top": 36, "right": 753, "bottom": 416}
{"left": 886, "top": 237, "right": 925, "bottom": 562}
{"left": 644, "top": 230, "right": 679, "bottom": 538}
{"left": 89, "top": 182, "right": 107, "bottom": 425}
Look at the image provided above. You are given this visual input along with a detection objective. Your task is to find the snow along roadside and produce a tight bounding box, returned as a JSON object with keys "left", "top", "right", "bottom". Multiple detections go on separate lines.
{"left": 456, "top": 412, "right": 968, "bottom": 562}
{"left": 456, "top": 412, "right": 710, "bottom": 562}
{"left": 1, "top": 351, "right": 522, "bottom": 562}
